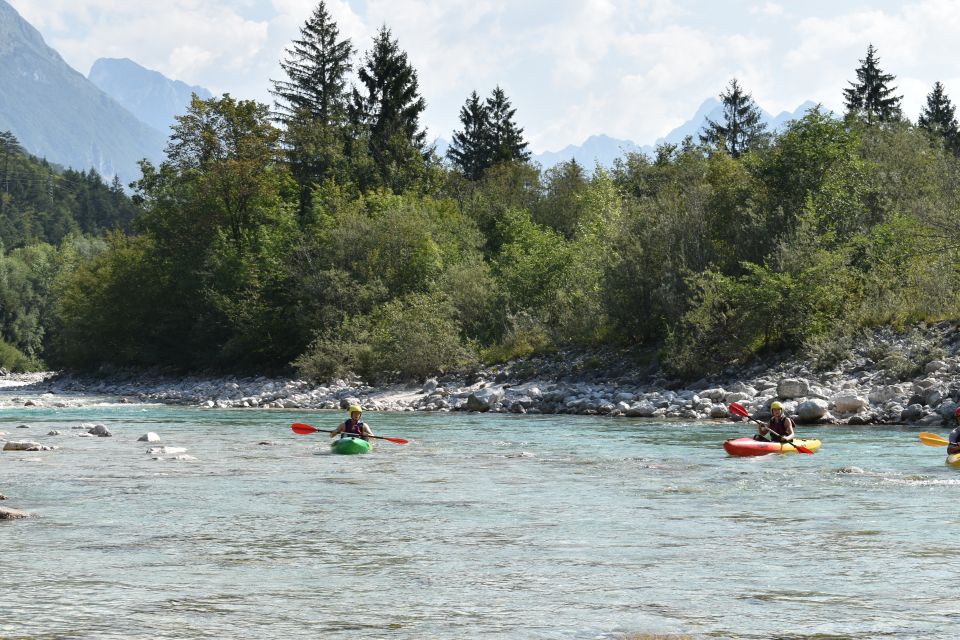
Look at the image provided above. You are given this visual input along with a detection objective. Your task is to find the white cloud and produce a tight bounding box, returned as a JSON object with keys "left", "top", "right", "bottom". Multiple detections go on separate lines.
{"left": 8, "top": 0, "right": 960, "bottom": 153}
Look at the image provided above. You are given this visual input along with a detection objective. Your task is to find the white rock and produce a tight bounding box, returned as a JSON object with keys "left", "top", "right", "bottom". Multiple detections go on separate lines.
{"left": 777, "top": 378, "right": 810, "bottom": 399}
{"left": 709, "top": 404, "right": 730, "bottom": 418}
{"left": 138, "top": 432, "right": 161, "bottom": 442}
{"left": 796, "top": 399, "right": 829, "bottom": 422}
{"left": 832, "top": 395, "right": 869, "bottom": 414}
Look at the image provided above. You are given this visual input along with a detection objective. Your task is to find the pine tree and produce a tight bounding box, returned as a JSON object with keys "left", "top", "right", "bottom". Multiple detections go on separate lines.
{"left": 271, "top": 2, "right": 354, "bottom": 215}
{"left": 0, "top": 131, "right": 21, "bottom": 215}
{"left": 448, "top": 87, "right": 529, "bottom": 180}
{"left": 350, "top": 26, "right": 427, "bottom": 190}
{"left": 486, "top": 86, "right": 530, "bottom": 164}
{"left": 271, "top": 1, "right": 354, "bottom": 125}
{"left": 447, "top": 91, "right": 491, "bottom": 180}
{"left": 918, "top": 81, "right": 960, "bottom": 154}
{"left": 699, "top": 79, "right": 769, "bottom": 158}
{"left": 843, "top": 44, "right": 902, "bottom": 124}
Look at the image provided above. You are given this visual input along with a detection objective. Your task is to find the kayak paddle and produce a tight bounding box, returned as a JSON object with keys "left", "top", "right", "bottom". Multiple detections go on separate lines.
{"left": 919, "top": 431, "right": 951, "bottom": 447}
{"left": 728, "top": 402, "right": 813, "bottom": 454}
{"left": 291, "top": 422, "right": 409, "bottom": 444}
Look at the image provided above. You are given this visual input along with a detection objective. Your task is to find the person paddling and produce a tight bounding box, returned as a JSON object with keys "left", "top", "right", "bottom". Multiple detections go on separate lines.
{"left": 331, "top": 404, "right": 374, "bottom": 441}
{"left": 754, "top": 401, "right": 796, "bottom": 443}
{"left": 947, "top": 407, "right": 960, "bottom": 455}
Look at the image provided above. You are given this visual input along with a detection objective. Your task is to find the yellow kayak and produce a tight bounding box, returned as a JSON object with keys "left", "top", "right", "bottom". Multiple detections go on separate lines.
{"left": 947, "top": 453, "right": 960, "bottom": 468}
{"left": 723, "top": 437, "right": 822, "bottom": 456}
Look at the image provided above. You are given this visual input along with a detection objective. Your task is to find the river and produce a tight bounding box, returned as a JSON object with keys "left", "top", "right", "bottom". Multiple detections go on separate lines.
{"left": 1, "top": 392, "right": 958, "bottom": 639}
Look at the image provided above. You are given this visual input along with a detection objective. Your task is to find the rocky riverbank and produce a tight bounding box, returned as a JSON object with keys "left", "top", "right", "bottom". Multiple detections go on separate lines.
{"left": 4, "top": 322, "right": 960, "bottom": 428}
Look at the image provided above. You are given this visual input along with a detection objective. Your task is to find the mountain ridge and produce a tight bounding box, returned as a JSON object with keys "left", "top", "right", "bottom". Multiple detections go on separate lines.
{"left": 0, "top": 0, "right": 165, "bottom": 184}
{"left": 88, "top": 57, "right": 212, "bottom": 135}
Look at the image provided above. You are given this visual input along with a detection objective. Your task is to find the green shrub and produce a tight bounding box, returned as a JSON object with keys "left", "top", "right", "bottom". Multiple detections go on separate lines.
{"left": 0, "top": 338, "right": 35, "bottom": 371}
{"left": 294, "top": 292, "right": 476, "bottom": 382}
{"left": 480, "top": 312, "right": 553, "bottom": 365}
{"left": 363, "top": 292, "right": 476, "bottom": 381}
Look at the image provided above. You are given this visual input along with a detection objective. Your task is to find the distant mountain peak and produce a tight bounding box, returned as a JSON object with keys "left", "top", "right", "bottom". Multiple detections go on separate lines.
{"left": 532, "top": 99, "right": 816, "bottom": 172}
{"left": 88, "top": 57, "right": 212, "bottom": 134}
{"left": 0, "top": 0, "right": 165, "bottom": 183}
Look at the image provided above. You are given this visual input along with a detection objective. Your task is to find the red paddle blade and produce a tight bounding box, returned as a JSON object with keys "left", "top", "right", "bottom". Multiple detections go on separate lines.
{"left": 728, "top": 402, "right": 750, "bottom": 418}
{"left": 291, "top": 423, "right": 319, "bottom": 435}
{"left": 794, "top": 444, "right": 814, "bottom": 454}
{"left": 380, "top": 436, "right": 409, "bottom": 445}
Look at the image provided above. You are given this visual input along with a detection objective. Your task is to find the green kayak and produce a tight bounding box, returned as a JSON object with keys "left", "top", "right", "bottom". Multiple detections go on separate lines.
{"left": 330, "top": 436, "right": 371, "bottom": 455}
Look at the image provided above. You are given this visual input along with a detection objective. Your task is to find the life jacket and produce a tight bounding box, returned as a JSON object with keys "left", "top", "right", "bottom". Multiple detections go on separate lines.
{"left": 767, "top": 415, "right": 792, "bottom": 440}
{"left": 342, "top": 418, "right": 368, "bottom": 440}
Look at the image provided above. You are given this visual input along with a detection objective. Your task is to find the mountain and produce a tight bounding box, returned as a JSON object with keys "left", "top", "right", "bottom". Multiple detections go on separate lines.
{"left": 533, "top": 99, "right": 819, "bottom": 172}
{"left": 0, "top": 0, "right": 165, "bottom": 184}
{"left": 534, "top": 134, "right": 648, "bottom": 172}
{"left": 89, "top": 57, "right": 212, "bottom": 135}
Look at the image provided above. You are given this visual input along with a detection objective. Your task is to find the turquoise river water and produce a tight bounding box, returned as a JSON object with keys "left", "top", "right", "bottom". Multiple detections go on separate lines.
{"left": 1, "top": 393, "right": 959, "bottom": 639}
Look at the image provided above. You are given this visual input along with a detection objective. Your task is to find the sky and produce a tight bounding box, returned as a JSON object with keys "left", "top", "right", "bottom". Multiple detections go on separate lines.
{"left": 9, "top": 0, "right": 960, "bottom": 153}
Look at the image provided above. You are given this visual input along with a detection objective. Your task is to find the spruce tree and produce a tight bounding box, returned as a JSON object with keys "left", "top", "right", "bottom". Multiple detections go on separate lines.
{"left": 0, "top": 131, "right": 21, "bottom": 215}
{"left": 843, "top": 44, "right": 902, "bottom": 124}
{"left": 699, "top": 78, "right": 769, "bottom": 158}
{"left": 448, "top": 86, "right": 529, "bottom": 180}
{"left": 918, "top": 81, "right": 960, "bottom": 154}
{"left": 271, "top": 1, "right": 354, "bottom": 125}
{"left": 350, "top": 25, "right": 427, "bottom": 190}
{"left": 486, "top": 86, "right": 530, "bottom": 164}
{"left": 447, "top": 91, "right": 491, "bottom": 180}
{"left": 271, "top": 2, "right": 354, "bottom": 215}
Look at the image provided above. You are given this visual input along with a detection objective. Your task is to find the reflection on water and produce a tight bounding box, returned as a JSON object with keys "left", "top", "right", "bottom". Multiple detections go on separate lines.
{"left": 2, "top": 401, "right": 960, "bottom": 638}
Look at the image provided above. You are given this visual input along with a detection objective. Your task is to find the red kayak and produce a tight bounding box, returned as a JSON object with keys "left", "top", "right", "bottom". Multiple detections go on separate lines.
{"left": 723, "top": 437, "right": 821, "bottom": 456}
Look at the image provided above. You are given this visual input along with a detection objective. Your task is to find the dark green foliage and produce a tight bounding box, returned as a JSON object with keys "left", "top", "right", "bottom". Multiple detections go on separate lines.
{"left": 699, "top": 79, "right": 770, "bottom": 158}
{"left": 486, "top": 87, "right": 530, "bottom": 165}
{"left": 349, "top": 26, "right": 428, "bottom": 192}
{"left": 448, "top": 86, "right": 530, "bottom": 181}
{"left": 271, "top": 1, "right": 353, "bottom": 126}
{"left": 918, "top": 82, "right": 960, "bottom": 155}
{"left": 16, "top": 32, "right": 960, "bottom": 383}
{"left": 0, "top": 130, "right": 139, "bottom": 248}
{"left": 447, "top": 91, "right": 491, "bottom": 180}
{"left": 843, "top": 44, "right": 902, "bottom": 124}
{"left": 271, "top": 2, "right": 355, "bottom": 216}
{"left": 295, "top": 291, "right": 476, "bottom": 382}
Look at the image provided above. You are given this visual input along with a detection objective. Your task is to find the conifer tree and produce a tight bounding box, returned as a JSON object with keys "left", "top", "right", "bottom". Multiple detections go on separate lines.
{"left": 350, "top": 26, "right": 427, "bottom": 190}
{"left": 447, "top": 91, "right": 491, "bottom": 180}
{"left": 843, "top": 44, "right": 902, "bottom": 124}
{"left": 448, "top": 87, "right": 529, "bottom": 180}
{"left": 699, "top": 79, "right": 769, "bottom": 158}
{"left": 918, "top": 81, "right": 960, "bottom": 154}
{"left": 271, "top": 1, "right": 354, "bottom": 125}
{"left": 486, "top": 86, "right": 530, "bottom": 164}
{"left": 0, "top": 131, "right": 21, "bottom": 215}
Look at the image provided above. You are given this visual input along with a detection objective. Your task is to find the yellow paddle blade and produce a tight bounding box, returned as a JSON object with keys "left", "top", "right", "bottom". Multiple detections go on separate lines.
{"left": 919, "top": 432, "right": 950, "bottom": 447}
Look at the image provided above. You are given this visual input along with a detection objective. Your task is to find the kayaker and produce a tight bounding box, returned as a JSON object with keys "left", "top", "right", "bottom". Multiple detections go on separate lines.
{"left": 947, "top": 407, "right": 960, "bottom": 455}
{"left": 755, "top": 401, "right": 796, "bottom": 443}
{"left": 331, "top": 404, "right": 374, "bottom": 441}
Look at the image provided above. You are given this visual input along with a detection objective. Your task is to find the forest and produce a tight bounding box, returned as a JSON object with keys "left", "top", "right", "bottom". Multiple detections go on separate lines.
{"left": 1, "top": 3, "right": 959, "bottom": 383}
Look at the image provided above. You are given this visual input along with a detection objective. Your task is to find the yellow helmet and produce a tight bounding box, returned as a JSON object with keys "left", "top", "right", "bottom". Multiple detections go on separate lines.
{"left": 770, "top": 401, "right": 783, "bottom": 410}
{"left": 348, "top": 404, "right": 362, "bottom": 414}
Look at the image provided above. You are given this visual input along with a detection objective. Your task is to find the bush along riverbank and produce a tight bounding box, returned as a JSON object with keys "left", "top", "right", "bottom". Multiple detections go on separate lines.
{"left": 6, "top": 322, "right": 960, "bottom": 428}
